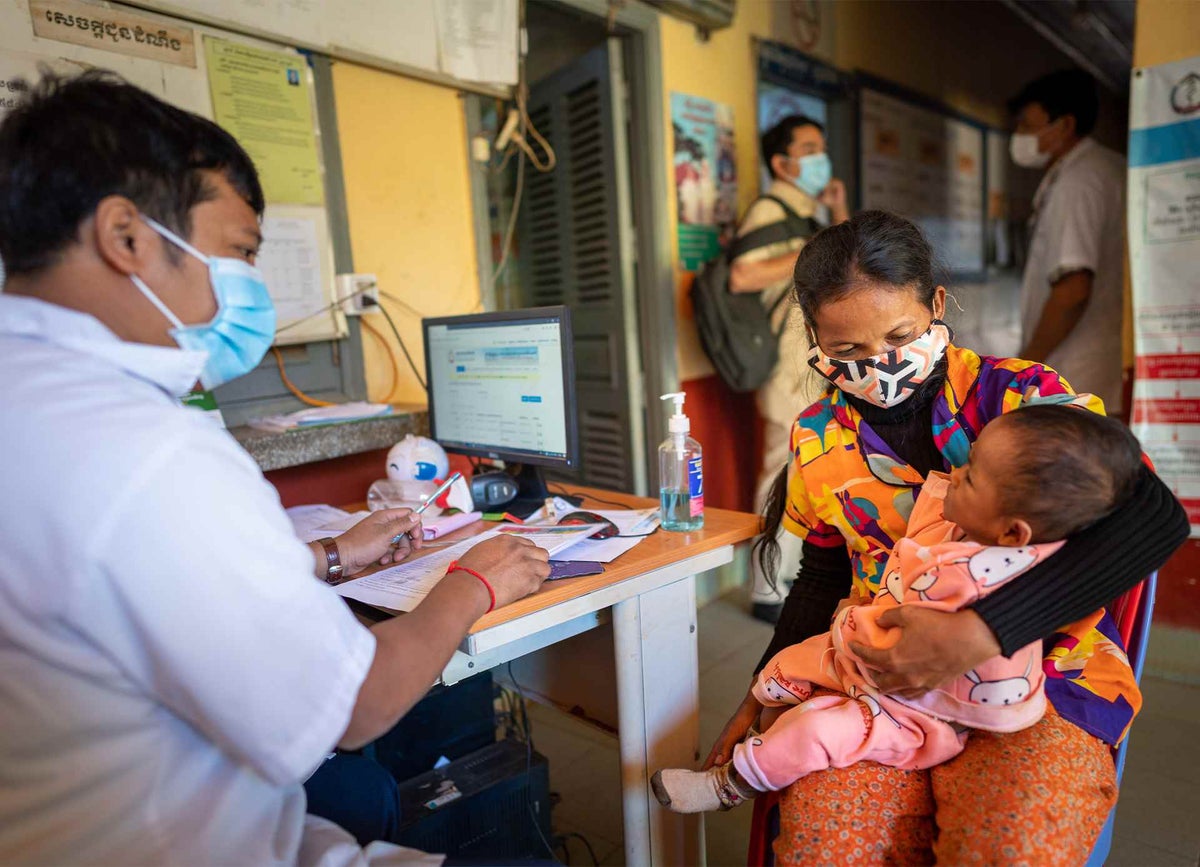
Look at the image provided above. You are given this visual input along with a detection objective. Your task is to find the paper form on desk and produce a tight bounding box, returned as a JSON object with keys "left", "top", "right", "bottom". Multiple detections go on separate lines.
{"left": 333, "top": 525, "right": 604, "bottom": 612}
{"left": 285, "top": 505, "right": 371, "bottom": 542}
{"left": 547, "top": 507, "right": 662, "bottom": 564}
{"left": 287, "top": 504, "right": 349, "bottom": 541}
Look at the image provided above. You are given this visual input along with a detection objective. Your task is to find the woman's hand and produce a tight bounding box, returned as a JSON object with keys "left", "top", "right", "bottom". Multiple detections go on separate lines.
{"left": 335, "top": 509, "right": 424, "bottom": 576}
{"left": 850, "top": 607, "right": 1001, "bottom": 698}
{"left": 703, "top": 684, "right": 762, "bottom": 770}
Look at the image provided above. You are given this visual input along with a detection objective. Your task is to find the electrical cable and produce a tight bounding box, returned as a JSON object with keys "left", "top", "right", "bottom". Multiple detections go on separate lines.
{"left": 271, "top": 347, "right": 336, "bottom": 407}
{"left": 492, "top": 146, "right": 526, "bottom": 285}
{"left": 548, "top": 485, "right": 633, "bottom": 510}
{"left": 560, "top": 832, "right": 600, "bottom": 867}
{"left": 274, "top": 280, "right": 378, "bottom": 335}
{"left": 512, "top": 82, "right": 556, "bottom": 172}
{"left": 487, "top": 2, "right": 556, "bottom": 292}
{"left": 359, "top": 317, "right": 398, "bottom": 402}
{"left": 506, "top": 662, "right": 558, "bottom": 863}
{"left": 376, "top": 289, "right": 428, "bottom": 321}
{"left": 373, "top": 301, "right": 427, "bottom": 391}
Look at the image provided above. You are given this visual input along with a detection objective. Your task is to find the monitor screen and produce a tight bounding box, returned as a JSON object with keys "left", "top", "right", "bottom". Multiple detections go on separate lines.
{"left": 423, "top": 306, "right": 578, "bottom": 468}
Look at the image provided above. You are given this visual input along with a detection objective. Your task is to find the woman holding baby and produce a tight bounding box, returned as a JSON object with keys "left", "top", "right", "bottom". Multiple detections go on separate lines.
{"left": 703, "top": 211, "right": 1188, "bottom": 865}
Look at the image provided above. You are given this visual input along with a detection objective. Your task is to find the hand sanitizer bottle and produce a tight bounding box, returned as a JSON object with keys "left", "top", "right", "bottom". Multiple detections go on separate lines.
{"left": 659, "top": 392, "right": 703, "bottom": 531}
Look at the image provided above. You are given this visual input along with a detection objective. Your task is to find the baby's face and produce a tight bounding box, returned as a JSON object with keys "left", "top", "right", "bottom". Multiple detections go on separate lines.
{"left": 943, "top": 420, "right": 1019, "bottom": 545}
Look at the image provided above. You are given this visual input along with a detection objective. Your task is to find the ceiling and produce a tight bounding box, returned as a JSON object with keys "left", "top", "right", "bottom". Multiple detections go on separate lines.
{"left": 1001, "top": 0, "right": 1136, "bottom": 94}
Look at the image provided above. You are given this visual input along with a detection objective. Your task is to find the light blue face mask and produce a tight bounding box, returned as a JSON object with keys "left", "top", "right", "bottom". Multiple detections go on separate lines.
{"left": 131, "top": 216, "right": 276, "bottom": 390}
{"left": 793, "top": 152, "right": 832, "bottom": 198}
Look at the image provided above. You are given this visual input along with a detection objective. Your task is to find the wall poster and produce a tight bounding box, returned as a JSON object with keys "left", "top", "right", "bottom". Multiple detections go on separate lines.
{"left": 1128, "top": 54, "right": 1200, "bottom": 536}
{"left": 860, "top": 87, "right": 985, "bottom": 276}
{"left": 671, "top": 92, "right": 737, "bottom": 271}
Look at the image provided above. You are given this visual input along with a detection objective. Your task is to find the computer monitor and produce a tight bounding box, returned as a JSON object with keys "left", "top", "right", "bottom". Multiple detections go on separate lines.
{"left": 423, "top": 306, "right": 579, "bottom": 513}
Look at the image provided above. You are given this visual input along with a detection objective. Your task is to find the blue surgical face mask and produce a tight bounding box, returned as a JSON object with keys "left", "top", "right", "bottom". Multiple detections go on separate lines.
{"left": 131, "top": 217, "right": 276, "bottom": 390}
{"left": 792, "top": 152, "right": 832, "bottom": 197}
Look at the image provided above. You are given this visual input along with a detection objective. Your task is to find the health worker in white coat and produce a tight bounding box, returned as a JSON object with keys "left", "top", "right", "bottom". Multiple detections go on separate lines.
{"left": 0, "top": 71, "right": 548, "bottom": 866}
{"left": 1009, "top": 69, "right": 1126, "bottom": 413}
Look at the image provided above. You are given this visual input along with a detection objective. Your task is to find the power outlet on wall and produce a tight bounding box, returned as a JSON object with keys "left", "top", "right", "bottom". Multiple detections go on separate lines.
{"left": 335, "top": 273, "right": 380, "bottom": 316}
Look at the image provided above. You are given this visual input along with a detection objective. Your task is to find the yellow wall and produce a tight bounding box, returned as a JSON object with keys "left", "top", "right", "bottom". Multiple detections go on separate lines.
{"left": 661, "top": 4, "right": 779, "bottom": 380}
{"left": 331, "top": 61, "right": 479, "bottom": 406}
{"left": 1134, "top": 0, "right": 1200, "bottom": 66}
{"left": 663, "top": 0, "right": 1122, "bottom": 381}
{"left": 330, "top": 0, "right": 1145, "bottom": 394}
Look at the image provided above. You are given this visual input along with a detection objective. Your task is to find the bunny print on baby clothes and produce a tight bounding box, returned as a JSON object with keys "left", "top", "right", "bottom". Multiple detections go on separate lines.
{"left": 964, "top": 656, "right": 1035, "bottom": 706}
{"left": 884, "top": 567, "right": 940, "bottom": 604}
{"left": 967, "top": 546, "right": 1038, "bottom": 587}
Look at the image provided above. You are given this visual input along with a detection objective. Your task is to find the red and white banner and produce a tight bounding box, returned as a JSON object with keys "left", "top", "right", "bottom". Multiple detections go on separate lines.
{"left": 1128, "top": 55, "right": 1200, "bottom": 535}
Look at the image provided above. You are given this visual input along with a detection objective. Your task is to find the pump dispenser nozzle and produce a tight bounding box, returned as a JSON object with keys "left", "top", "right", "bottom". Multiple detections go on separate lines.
{"left": 658, "top": 391, "right": 703, "bottom": 530}
{"left": 660, "top": 392, "right": 689, "bottom": 436}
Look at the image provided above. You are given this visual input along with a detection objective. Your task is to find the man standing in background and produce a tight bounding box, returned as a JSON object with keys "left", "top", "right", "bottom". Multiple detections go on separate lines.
{"left": 1010, "top": 69, "right": 1126, "bottom": 413}
{"left": 730, "top": 115, "right": 848, "bottom": 622}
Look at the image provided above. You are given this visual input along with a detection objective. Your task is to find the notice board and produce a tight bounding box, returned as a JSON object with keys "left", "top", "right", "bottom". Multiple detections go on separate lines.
{"left": 0, "top": 0, "right": 345, "bottom": 345}
{"left": 858, "top": 82, "right": 987, "bottom": 277}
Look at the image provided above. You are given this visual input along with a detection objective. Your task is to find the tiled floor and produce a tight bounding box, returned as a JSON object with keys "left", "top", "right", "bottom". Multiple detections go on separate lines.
{"left": 525, "top": 588, "right": 1200, "bottom": 866}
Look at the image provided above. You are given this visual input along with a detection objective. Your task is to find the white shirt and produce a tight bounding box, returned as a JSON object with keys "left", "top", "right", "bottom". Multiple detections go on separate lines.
{"left": 1020, "top": 137, "right": 1126, "bottom": 411}
{"left": 0, "top": 295, "right": 438, "bottom": 866}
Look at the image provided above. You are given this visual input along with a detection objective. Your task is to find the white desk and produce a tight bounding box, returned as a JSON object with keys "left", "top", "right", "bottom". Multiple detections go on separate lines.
{"left": 355, "top": 487, "right": 758, "bottom": 866}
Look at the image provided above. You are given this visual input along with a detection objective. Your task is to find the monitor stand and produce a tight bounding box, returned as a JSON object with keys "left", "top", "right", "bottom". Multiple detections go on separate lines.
{"left": 504, "top": 464, "right": 551, "bottom": 519}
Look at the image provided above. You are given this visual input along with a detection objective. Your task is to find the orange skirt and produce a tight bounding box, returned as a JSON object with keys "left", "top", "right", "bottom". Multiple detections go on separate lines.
{"left": 773, "top": 704, "right": 1117, "bottom": 866}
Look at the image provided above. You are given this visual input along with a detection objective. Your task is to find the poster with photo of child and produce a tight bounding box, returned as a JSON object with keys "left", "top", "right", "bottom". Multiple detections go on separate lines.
{"left": 671, "top": 92, "right": 737, "bottom": 270}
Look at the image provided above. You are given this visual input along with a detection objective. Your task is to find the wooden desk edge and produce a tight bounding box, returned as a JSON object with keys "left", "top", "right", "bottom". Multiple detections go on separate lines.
{"left": 342, "top": 485, "right": 761, "bottom": 638}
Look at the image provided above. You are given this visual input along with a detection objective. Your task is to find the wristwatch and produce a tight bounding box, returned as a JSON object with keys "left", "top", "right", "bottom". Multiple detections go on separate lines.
{"left": 316, "top": 537, "right": 344, "bottom": 585}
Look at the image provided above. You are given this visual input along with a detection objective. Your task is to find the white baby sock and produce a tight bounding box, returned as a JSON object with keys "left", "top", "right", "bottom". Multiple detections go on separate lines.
{"left": 650, "top": 762, "right": 759, "bottom": 813}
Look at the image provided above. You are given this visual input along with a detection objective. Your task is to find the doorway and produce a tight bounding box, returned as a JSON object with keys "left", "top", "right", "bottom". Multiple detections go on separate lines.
{"left": 466, "top": 0, "right": 674, "bottom": 497}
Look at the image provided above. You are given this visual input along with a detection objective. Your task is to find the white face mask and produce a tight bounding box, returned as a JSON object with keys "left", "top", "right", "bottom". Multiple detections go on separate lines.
{"left": 1009, "top": 133, "right": 1050, "bottom": 169}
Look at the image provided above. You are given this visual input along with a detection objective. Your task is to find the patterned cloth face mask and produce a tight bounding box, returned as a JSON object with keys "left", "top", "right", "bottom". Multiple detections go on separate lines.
{"left": 807, "top": 320, "right": 952, "bottom": 409}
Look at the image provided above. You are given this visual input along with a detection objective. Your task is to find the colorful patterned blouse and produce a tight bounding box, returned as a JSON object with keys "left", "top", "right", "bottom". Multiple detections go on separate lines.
{"left": 782, "top": 343, "right": 1141, "bottom": 745}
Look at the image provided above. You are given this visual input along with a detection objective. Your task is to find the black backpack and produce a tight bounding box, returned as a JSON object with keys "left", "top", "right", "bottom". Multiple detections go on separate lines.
{"left": 691, "top": 195, "right": 820, "bottom": 392}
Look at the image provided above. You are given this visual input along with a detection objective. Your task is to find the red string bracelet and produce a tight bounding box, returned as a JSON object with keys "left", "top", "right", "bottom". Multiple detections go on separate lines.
{"left": 447, "top": 560, "right": 496, "bottom": 613}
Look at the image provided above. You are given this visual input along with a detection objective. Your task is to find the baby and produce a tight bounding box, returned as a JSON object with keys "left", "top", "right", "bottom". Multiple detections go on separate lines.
{"left": 652, "top": 404, "right": 1144, "bottom": 813}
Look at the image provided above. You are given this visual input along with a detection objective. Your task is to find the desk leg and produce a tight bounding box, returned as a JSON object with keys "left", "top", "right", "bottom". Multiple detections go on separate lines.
{"left": 613, "top": 575, "right": 705, "bottom": 867}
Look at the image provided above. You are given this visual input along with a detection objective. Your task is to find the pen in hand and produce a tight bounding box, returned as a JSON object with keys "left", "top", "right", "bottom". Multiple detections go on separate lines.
{"left": 391, "top": 472, "right": 464, "bottom": 546}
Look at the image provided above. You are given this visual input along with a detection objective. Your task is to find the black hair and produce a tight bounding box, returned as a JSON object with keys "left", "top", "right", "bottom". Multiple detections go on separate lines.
{"left": 0, "top": 69, "right": 264, "bottom": 276}
{"left": 754, "top": 406, "right": 1144, "bottom": 586}
{"left": 992, "top": 405, "right": 1142, "bottom": 542}
{"left": 760, "top": 114, "right": 825, "bottom": 172}
{"left": 753, "top": 464, "right": 792, "bottom": 585}
{"left": 792, "top": 210, "right": 940, "bottom": 326}
{"left": 755, "top": 210, "right": 943, "bottom": 584}
{"left": 1008, "top": 69, "right": 1099, "bottom": 138}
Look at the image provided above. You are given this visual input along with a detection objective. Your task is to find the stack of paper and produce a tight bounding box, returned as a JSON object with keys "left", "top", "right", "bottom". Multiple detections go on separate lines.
{"left": 543, "top": 504, "right": 661, "bottom": 564}
{"left": 286, "top": 505, "right": 370, "bottom": 542}
{"left": 333, "top": 524, "right": 607, "bottom": 612}
{"left": 286, "top": 504, "right": 483, "bottom": 542}
{"left": 424, "top": 511, "right": 483, "bottom": 539}
{"left": 250, "top": 402, "right": 392, "bottom": 433}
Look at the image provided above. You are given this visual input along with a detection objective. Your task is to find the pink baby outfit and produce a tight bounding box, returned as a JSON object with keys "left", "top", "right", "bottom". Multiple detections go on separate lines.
{"left": 734, "top": 473, "right": 1061, "bottom": 792}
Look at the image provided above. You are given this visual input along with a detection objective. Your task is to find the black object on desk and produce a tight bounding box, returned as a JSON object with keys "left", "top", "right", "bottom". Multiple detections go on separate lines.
{"left": 548, "top": 560, "right": 605, "bottom": 580}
